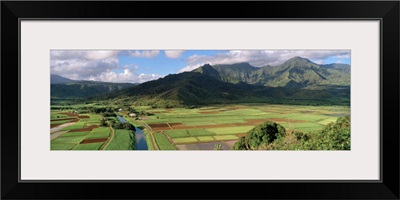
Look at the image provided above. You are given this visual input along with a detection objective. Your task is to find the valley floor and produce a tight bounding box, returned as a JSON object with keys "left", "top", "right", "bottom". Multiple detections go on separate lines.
{"left": 134, "top": 104, "right": 350, "bottom": 150}
{"left": 50, "top": 104, "right": 350, "bottom": 150}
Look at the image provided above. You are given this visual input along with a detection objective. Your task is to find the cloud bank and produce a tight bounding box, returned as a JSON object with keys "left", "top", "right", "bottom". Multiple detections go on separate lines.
{"left": 130, "top": 50, "right": 160, "bottom": 58}
{"left": 50, "top": 50, "right": 162, "bottom": 83}
{"left": 164, "top": 50, "right": 185, "bottom": 58}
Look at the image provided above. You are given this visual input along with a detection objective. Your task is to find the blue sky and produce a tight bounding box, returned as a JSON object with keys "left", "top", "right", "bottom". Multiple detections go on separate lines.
{"left": 116, "top": 50, "right": 228, "bottom": 76}
{"left": 50, "top": 50, "right": 350, "bottom": 83}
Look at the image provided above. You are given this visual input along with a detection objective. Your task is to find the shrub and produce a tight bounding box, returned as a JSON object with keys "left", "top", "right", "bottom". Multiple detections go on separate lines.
{"left": 214, "top": 144, "right": 223, "bottom": 150}
{"left": 300, "top": 115, "right": 350, "bottom": 150}
{"left": 232, "top": 121, "right": 286, "bottom": 150}
{"left": 292, "top": 131, "right": 309, "bottom": 141}
{"left": 112, "top": 121, "right": 136, "bottom": 131}
{"left": 100, "top": 118, "right": 108, "bottom": 127}
{"left": 232, "top": 137, "right": 247, "bottom": 150}
{"left": 102, "top": 112, "right": 116, "bottom": 117}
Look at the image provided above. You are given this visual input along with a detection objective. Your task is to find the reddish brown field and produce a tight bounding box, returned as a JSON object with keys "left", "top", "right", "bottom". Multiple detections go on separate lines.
{"left": 50, "top": 124, "right": 60, "bottom": 128}
{"left": 80, "top": 138, "right": 108, "bottom": 144}
{"left": 227, "top": 107, "right": 242, "bottom": 110}
{"left": 59, "top": 112, "right": 79, "bottom": 117}
{"left": 168, "top": 123, "right": 183, "bottom": 126}
{"left": 57, "top": 112, "right": 90, "bottom": 119}
{"left": 148, "top": 123, "right": 170, "bottom": 128}
{"left": 169, "top": 125, "right": 197, "bottom": 130}
{"left": 50, "top": 117, "right": 77, "bottom": 122}
{"left": 50, "top": 119, "right": 79, "bottom": 128}
{"left": 195, "top": 124, "right": 235, "bottom": 129}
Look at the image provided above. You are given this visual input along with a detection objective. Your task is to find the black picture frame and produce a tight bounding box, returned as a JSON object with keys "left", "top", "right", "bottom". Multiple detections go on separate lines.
{"left": 1, "top": 1, "right": 399, "bottom": 199}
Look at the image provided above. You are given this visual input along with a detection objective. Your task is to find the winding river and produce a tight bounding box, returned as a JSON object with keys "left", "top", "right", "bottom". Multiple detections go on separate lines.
{"left": 134, "top": 128, "right": 148, "bottom": 150}
{"left": 117, "top": 115, "right": 148, "bottom": 150}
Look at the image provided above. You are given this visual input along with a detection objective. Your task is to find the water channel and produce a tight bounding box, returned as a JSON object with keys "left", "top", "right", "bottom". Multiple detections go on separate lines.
{"left": 117, "top": 115, "right": 148, "bottom": 150}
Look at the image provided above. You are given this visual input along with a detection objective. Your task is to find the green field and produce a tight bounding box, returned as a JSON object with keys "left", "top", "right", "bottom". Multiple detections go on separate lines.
{"left": 51, "top": 111, "right": 113, "bottom": 150}
{"left": 173, "top": 137, "right": 198, "bottom": 144}
{"left": 206, "top": 126, "right": 254, "bottom": 135}
{"left": 85, "top": 114, "right": 103, "bottom": 125}
{"left": 51, "top": 119, "right": 74, "bottom": 125}
{"left": 52, "top": 136, "right": 86, "bottom": 144}
{"left": 317, "top": 118, "right": 338, "bottom": 125}
{"left": 213, "top": 135, "right": 238, "bottom": 141}
{"left": 59, "top": 131, "right": 91, "bottom": 137}
{"left": 51, "top": 112, "right": 70, "bottom": 119}
{"left": 86, "top": 127, "right": 110, "bottom": 139}
{"left": 197, "top": 136, "right": 216, "bottom": 142}
{"left": 145, "top": 131, "right": 154, "bottom": 150}
{"left": 153, "top": 132, "right": 176, "bottom": 150}
{"left": 187, "top": 129, "right": 216, "bottom": 137}
{"left": 165, "top": 129, "right": 190, "bottom": 138}
{"left": 105, "top": 129, "right": 135, "bottom": 150}
{"left": 60, "top": 121, "right": 87, "bottom": 131}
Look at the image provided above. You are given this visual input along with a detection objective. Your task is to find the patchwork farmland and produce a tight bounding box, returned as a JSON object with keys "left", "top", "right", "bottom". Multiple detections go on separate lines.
{"left": 50, "top": 112, "right": 112, "bottom": 150}
{"left": 132, "top": 104, "right": 350, "bottom": 150}
{"left": 50, "top": 104, "right": 349, "bottom": 150}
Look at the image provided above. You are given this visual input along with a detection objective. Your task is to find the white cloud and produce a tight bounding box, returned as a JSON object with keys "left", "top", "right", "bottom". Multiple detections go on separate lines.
{"left": 51, "top": 50, "right": 120, "bottom": 60}
{"left": 130, "top": 50, "right": 160, "bottom": 58}
{"left": 51, "top": 57, "right": 120, "bottom": 80}
{"left": 178, "top": 50, "right": 350, "bottom": 73}
{"left": 178, "top": 63, "right": 207, "bottom": 73}
{"left": 50, "top": 50, "right": 121, "bottom": 80}
{"left": 164, "top": 50, "right": 185, "bottom": 58}
{"left": 85, "top": 51, "right": 120, "bottom": 60}
{"left": 138, "top": 73, "right": 163, "bottom": 83}
{"left": 88, "top": 69, "right": 162, "bottom": 83}
{"left": 333, "top": 54, "right": 351, "bottom": 59}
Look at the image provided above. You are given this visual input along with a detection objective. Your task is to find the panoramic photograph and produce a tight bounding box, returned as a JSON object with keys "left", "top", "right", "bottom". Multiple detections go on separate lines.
{"left": 50, "top": 50, "right": 351, "bottom": 151}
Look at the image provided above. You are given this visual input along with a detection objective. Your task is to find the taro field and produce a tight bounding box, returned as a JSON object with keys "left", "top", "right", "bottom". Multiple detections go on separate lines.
{"left": 50, "top": 104, "right": 349, "bottom": 151}
{"left": 50, "top": 111, "right": 112, "bottom": 150}
{"left": 135, "top": 104, "right": 350, "bottom": 150}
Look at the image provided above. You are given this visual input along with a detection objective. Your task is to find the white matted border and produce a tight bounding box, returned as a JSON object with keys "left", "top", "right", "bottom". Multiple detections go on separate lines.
{"left": 20, "top": 21, "right": 380, "bottom": 180}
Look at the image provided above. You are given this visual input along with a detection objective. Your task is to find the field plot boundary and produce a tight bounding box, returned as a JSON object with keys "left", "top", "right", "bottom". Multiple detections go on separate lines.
{"left": 100, "top": 127, "right": 115, "bottom": 150}
{"left": 50, "top": 112, "right": 113, "bottom": 150}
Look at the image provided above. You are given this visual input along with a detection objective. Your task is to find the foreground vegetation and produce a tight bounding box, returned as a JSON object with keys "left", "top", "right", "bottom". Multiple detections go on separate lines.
{"left": 233, "top": 116, "right": 350, "bottom": 150}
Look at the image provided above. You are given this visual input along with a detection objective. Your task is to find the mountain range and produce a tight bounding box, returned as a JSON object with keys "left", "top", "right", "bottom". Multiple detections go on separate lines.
{"left": 195, "top": 57, "right": 350, "bottom": 87}
{"left": 51, "top": 75, "right": 136, "bottom": 98}
{"left": 51, "top": 57, "right": 350, "bottom": 106}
